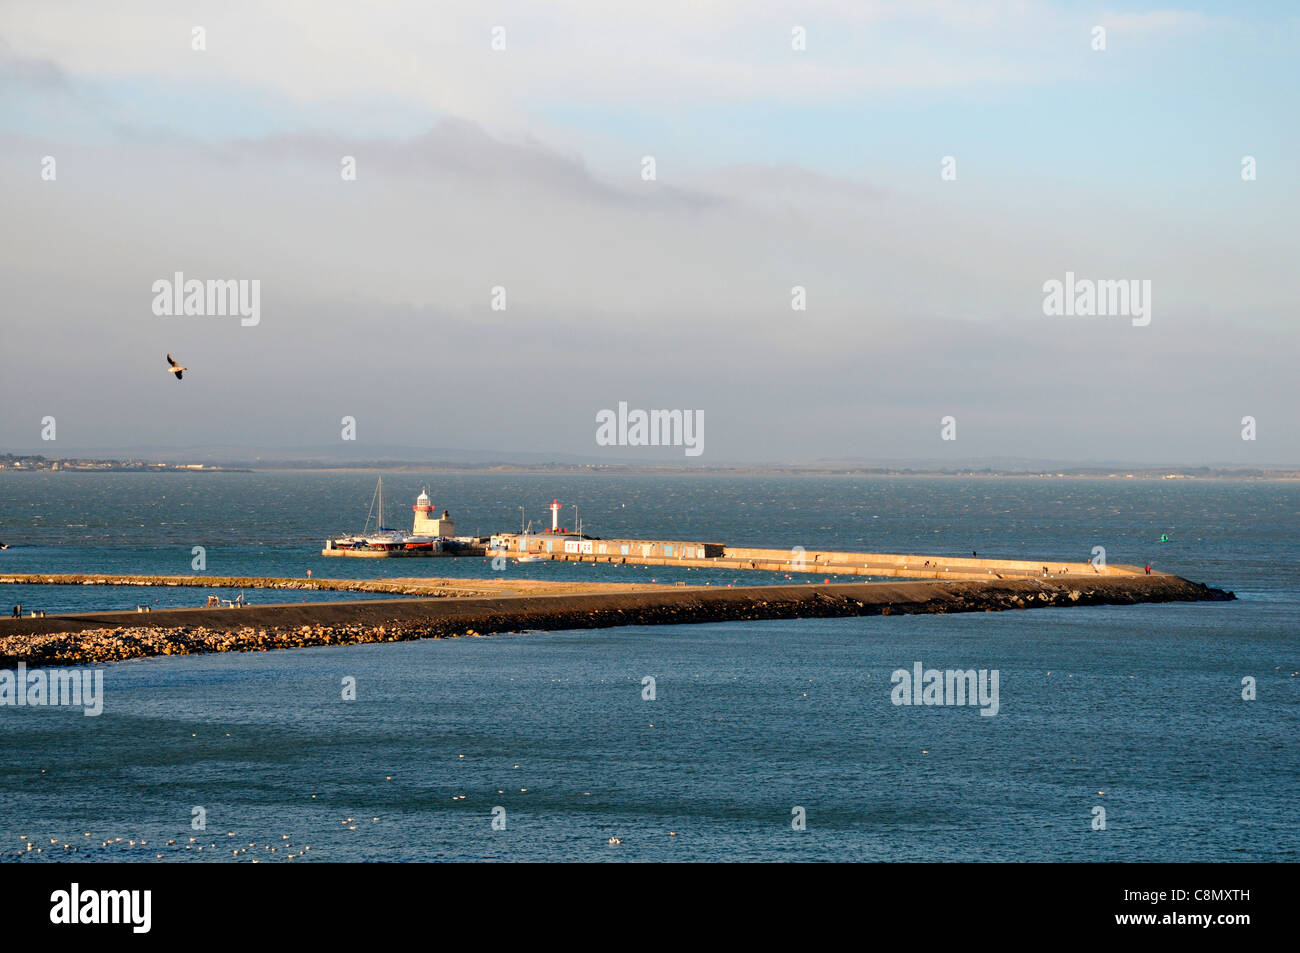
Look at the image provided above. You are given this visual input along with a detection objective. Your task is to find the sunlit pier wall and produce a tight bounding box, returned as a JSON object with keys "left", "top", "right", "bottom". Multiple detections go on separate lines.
{"left": 486, "top": 535, "right": 1145, "bottom": 581}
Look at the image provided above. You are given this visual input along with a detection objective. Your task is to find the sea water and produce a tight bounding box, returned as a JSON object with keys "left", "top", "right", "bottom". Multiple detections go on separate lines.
{"left": 0, "top": 472, "right": 1295, "bottom": 861}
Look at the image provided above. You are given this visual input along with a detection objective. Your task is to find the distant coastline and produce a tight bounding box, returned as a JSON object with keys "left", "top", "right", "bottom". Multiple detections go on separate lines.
{"left": 1, "top": 452, "right": 1296, "bottom": 480}
{"left": 0, "top": 455, "right": 249, "bottom": 473}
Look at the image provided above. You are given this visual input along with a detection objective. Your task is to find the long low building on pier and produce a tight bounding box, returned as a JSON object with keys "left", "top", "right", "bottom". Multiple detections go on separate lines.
{"left": 489, "top": 532, "right": 724, "bottom": 561}
{"left": 486, "top": 532, "right": 1143, "bottom": 581}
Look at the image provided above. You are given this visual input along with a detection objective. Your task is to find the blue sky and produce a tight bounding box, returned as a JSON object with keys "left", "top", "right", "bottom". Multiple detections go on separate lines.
{"left": 1, "top": 1, "right": 1292, "bottom": 221}
{"left": 6, "top": 4, "right": 1296, "bottom": 162}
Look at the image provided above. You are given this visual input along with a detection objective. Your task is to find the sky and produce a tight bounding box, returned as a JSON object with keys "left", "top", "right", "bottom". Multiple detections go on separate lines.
{"left": 1, "top": 1, "right": 1296, "bottom": 465}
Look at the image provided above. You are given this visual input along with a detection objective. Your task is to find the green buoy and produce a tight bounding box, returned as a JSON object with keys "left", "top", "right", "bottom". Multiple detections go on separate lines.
{"left": 1159, "top": 534, "right": 1169, "bottom": 543}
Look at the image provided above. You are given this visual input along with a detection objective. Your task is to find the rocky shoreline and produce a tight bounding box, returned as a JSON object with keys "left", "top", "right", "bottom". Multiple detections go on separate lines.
{"left": 0, "top": 575, "right": 1234, "bottom": 668}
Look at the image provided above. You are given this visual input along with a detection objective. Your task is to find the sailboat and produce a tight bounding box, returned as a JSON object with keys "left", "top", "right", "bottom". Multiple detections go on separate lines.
{"left": 362, "top": 477, "right": 407, "bottom": 550}
{"left": 329, "top": 477, "right": 399, "bottom": 550}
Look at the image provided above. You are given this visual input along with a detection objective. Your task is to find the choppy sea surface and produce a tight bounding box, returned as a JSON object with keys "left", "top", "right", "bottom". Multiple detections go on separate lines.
{"left": 0, "top": 472, "right": 1295, "bottom": 861}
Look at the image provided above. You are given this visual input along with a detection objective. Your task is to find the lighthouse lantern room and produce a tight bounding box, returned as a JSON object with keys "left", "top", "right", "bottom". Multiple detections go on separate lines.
{"left": 412, "top": 488, "right": 455, "bottom": 537}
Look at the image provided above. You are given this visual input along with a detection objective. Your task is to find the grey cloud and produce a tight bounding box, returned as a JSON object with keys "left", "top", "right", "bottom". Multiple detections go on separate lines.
{"left": 0, "top": 117, "right": 1295, "bottom": 465}
{"left": 0, "top": 39, "right": 74, "bottom": 94}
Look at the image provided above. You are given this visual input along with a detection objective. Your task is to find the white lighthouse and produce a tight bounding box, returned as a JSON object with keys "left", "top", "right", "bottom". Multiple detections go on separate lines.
{"left": 549, "top": 499, "right": 561, "bottom": 532}
{"left": 412, "top": 488, "right": 455, "bottom": 537}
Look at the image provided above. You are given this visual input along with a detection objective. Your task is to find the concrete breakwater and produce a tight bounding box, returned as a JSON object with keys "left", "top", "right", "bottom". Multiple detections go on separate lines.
{"left": 0, "top": 575, "right": 1233, "bottom": 667}
{"left": 0, "top": 573, "right": 491, "bottom": 597}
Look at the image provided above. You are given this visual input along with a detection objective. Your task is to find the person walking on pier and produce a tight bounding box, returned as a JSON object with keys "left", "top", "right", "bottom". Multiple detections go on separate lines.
{"left": 1145, "top": 564, "right": 1151, "bottom": 575}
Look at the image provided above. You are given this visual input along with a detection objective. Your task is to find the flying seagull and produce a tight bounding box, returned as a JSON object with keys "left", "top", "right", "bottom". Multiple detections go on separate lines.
{"left": 166, "top": 354, "right": 187, "bottom": 380}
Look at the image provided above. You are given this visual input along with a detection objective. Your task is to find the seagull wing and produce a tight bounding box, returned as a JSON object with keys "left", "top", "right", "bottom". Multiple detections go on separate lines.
{"left": 173, "top": 369, "right": 183, "bottom": 380}
{"left": 167, "top": 354, "right": 178, "bottom": 367}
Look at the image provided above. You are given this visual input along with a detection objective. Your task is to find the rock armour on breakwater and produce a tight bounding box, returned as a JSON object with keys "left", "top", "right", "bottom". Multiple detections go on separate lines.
{"left": 0, "top": 575, "right": 1233, "bottom": 667}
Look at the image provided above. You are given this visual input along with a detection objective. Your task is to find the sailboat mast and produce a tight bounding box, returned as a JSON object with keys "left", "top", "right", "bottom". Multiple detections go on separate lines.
{"left": 364, "top": 478, "right": 379, "bottom": 534}
{"left": 378, "top": 477, "right": 384, "bottom": 531}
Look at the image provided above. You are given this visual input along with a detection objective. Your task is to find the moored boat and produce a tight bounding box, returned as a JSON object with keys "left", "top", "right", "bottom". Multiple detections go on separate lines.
{"left": 364, "top": 530, "right": 407, "bottom": 551}
{"left": 322, "top": 478, "right": 484, "bottom": 558}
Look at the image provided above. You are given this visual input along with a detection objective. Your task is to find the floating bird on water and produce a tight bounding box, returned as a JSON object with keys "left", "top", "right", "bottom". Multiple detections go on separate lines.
{"left": 166, "top": 354, "right": 187, "bottom": 380}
